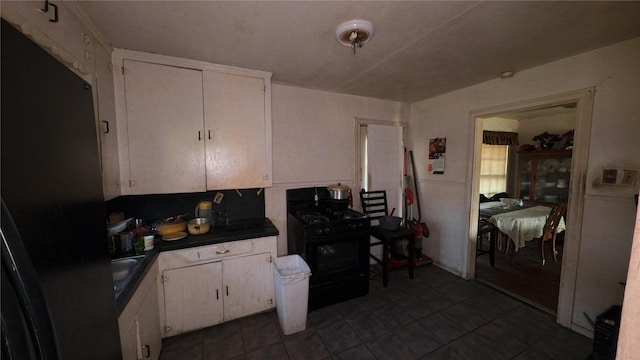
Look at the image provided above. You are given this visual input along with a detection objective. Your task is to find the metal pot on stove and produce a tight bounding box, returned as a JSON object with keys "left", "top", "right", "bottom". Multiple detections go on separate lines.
{"left": 327, "top": 183, "right": 350, "bottom": 200}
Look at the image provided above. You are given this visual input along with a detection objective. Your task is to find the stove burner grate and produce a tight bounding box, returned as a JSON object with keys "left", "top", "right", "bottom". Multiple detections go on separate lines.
{"left": 296, "top": 210, "right": 330, "bottom": 224}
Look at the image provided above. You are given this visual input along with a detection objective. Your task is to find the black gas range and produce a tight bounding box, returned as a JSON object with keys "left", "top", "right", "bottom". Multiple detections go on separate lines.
{"left": 287, "top": 187, "right": 370, "bottom": 311}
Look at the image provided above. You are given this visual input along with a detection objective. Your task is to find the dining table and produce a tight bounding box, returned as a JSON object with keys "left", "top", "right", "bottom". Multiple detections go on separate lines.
{"left": 479, "top": 201, "right": 566, "bottom": 252}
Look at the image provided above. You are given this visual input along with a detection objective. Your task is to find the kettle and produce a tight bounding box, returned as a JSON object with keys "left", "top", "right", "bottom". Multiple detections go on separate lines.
{"left": 195, "top": 201, "right": 213, "bottom": 224}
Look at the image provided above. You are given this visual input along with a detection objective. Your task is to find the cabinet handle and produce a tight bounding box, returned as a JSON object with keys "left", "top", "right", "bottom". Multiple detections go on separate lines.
{"left": 226, "top": 286, "right": 229, "bottom": 296}
{"left": 216, "top": 289, "right": 219, "bottom": 300}
{"left": 41, "top": 1, "right": 59, "bottom": 23}
{"left": 142, "top": 345, "right": 150, "bottom": 358}
{"left": 198, "top": 131, "right": 202, "bottom": 141}
{"left": 216, "top": 249, "right": 230, "bottom": 254}
{"left": 208, "top": 130, "right": 211, "bottom": 140}
{"left": 102, "top": 120, "right": 110, "bottom": 134}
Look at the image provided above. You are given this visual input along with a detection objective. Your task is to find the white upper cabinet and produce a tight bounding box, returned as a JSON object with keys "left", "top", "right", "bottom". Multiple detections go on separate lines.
{"left": 94, "top": 43, "right": 121, "bottom": 200}
{"left": 1, "top": 2, "right": 96, "bottom": 77}
{"left": 2, "top": 2, "right": 121, "bottom": 199}
{"left": 122, "top": 59, "right": 206, "bottom": 194}
{"left": 204, "top": 71, "right": 271, "bottom": 190}
{"left": 113, "top": 50, "right": 272, "bottom": 194}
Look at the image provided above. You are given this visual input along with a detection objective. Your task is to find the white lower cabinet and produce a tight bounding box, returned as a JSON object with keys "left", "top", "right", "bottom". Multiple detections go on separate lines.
{"left": 163, "top": 262, "right": 223, "bottom": 335}
{"left": 222, "top": 253, "right": 275, "bottom": 321}
{"left": 158, "top": 237, "right": 277, "bottom": 337}
{"left": 118, "top": 259, "right": 162, "bottom": 360}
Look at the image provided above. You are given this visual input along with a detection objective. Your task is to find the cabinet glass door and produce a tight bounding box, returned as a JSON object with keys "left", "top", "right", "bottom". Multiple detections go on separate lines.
{"left": 536, "top": 157, "right": 570, "bottom": 203}
{"left": 518, "top": 158, "right": 533, "bottom": 200}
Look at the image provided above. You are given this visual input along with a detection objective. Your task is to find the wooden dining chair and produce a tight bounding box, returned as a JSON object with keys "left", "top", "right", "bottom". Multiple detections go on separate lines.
{"left": 360, "top": 190, "right": 415, "bottom": 287}
{"left": 540, "top": 203, "right": 567, "bottom": 265}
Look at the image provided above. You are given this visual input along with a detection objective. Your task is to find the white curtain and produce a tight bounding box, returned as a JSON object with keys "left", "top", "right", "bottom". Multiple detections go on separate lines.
{"left": 479, "top": 144, "right": 509, "bottom": 197}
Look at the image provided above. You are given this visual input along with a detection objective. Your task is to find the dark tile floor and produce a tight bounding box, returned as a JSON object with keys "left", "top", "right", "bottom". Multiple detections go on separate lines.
{"left": 159, "top": 265, "right": 593, "bottom": 360}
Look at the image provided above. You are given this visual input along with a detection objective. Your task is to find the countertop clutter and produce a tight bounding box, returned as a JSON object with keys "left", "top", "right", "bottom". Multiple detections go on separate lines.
{"left": 113, "top": 218, "right": 279, "bottom": 314}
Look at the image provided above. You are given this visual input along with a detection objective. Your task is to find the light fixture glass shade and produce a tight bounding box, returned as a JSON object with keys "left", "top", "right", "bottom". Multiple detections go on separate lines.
{"left": 335, "top": 19, "right": 375, "bottom": 48}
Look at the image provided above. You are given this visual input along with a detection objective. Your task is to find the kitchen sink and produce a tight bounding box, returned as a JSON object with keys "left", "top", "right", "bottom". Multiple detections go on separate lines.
{"left": 111, "top": 256, "right": 144, "bottom": 294}
{"left": 111, "top": 257, "right": 141, "bottom": 282}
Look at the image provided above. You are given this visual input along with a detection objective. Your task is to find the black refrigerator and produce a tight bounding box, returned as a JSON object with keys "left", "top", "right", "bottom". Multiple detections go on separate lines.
{"left": 1, "top": 20, "right": 121, "bottom": 359}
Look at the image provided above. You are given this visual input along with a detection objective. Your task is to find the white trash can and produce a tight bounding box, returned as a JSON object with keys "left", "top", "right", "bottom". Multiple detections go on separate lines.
{"left": 273, "top": 254, "right": 311, "bottom": 335}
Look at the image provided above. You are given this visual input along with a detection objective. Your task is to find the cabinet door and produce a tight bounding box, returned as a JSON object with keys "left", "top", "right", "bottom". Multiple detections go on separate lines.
{"left": 517, "top": 151, "right": 571, "bottom": 204}
{"left": 0, "top": 2, "right": 95, "bottom": 74}
{"left": 223, "top": 253, "right": 274, "bottom": 321}
{"left": 163, "top": 262, "right": 223, "bottom": 336}
{"left": 119, "top": 319, "right": 138, "bottom": 360}
{"left": 138, "top": 280, "right": 162, "bottom": 360}
{"left": 203, "top": 71, "right": 271, "bottom": 189}
{"left": 535, "top": 157, "right": 571, "bottom": 203}
{"left": 95, "top": 43, "right": 121, "bottom": 200}
{"left": 518, "top": 156, "right": 533, "bottom": 200}
{"left": 123, "top": 59, "right": 206, "bottom": 194}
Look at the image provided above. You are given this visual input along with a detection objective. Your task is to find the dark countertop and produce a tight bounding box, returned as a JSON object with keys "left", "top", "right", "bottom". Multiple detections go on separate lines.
{"left": 114, "top": 218, "right": 279, "bottom": 315}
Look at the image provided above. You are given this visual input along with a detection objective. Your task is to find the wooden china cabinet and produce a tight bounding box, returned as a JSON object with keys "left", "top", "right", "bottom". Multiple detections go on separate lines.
{"left": 516, "top": 150, "right": 572, "bottom": 204}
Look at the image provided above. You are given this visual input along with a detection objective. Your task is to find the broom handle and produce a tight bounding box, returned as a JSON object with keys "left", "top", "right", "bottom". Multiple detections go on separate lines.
{"left": 409, "top": 150, "right": 422, "bottom": 222}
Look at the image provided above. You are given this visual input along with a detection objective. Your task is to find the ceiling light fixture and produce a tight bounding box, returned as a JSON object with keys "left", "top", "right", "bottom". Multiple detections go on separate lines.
{"left": 335, "top": 19, "right": 375, "bottom": 55}
{"left": 500, "top": 71, "right": 515, "bottom": 79}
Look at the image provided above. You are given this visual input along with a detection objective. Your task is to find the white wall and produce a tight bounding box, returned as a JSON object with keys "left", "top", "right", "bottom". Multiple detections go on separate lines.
{"left": 409, "top": 37, "right": 640, "bottom": 334}
{"left": 265, "top": 84, "right": 409, "bottom": 255}
{"left": 518, "top": 113, "right": 575, "bottom": 147}
{"left": 482, "top": 117, "right": 519, "bottom": 132}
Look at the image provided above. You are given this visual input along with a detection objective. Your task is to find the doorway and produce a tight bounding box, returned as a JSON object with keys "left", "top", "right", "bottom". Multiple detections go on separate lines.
{"left": 476, "top": 105, "right": 576, "bottom": 314}
{"left": 355, "top": 120, "right": 406, "bottom": 263}
{"left": 467, "top": 89, "right": 594, "bottom": 327}
{"left": 355, "top": 119, "right": 405, "bottom": 214}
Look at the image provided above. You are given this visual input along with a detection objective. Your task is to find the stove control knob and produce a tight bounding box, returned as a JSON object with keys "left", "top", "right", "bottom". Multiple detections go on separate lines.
{"left": 323, "top": 227, "right": 330, "bottom": 234}
{"left": 315, "top": 228, "right": 324, "bottom": 235}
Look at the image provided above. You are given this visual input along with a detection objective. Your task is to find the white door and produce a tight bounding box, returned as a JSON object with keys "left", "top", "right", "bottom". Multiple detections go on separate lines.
{"left": 222, "top": 253, "right": 274, "bottom": 321}
{"left": 203, "top": 71, "right": 269, "bottom": 189}
{"left": 162, "top": 262, "right": 223, "bottom": 336}
{"left": 124, "top": 60, "right": 206, "bottom": 194}
{"left": 366, "top": 124, "right": 404, "bottom": 217}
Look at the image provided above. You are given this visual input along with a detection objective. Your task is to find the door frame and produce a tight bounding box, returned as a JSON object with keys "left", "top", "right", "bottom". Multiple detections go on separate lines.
{"left": 466, "top": 88, "right": 594, "bottom": 328}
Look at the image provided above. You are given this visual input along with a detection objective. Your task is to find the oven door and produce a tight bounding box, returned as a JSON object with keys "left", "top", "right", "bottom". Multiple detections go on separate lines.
{"left": 306, "top": 230, "right": 369, "bottom": 285}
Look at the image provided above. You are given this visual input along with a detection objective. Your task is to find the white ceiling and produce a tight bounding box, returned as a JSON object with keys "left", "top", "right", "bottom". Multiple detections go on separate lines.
{"left": 76, "top": 1, "right": 640, "bottom": 103}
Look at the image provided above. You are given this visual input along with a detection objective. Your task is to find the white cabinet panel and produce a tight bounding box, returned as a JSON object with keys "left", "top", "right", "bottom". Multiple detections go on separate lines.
{"left": 138, "top": 280, "right": 162, "bottom": 360}
{"left": 223, "top": 252, "right": 275, "bottom": 321}
{"left": 204, "top": 71, "right": 271, "bottom": 188}
{"left": 123, "top": 59, "right": 206, "bottom": 194}
{"left": 163, "top": 262, "right": 223, "bottom": 336}
{"left": 158, "top": 236, "right": 277, "bottom": 337}
{"left": 119, "top": 317, "right": 138, "bottom": 360}
{"left": 95, "top": 43, "right": 121, "bottom": 200}
{"left": 118, "top": 258, "right": 161, "bottom": 360}
{"left": 0, "top": 1, "right": 96, "bottom": 76}
{"left": 113, "top": 50, "right": 272, "bottom": 194}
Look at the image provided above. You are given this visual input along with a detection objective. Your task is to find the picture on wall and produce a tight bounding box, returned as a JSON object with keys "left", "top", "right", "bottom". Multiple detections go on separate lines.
{"left": 428, "top": 137, "right": 446, "bottom": 174}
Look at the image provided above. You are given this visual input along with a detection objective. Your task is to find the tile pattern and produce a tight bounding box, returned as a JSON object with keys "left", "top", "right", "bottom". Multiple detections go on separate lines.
{"left": 159, "top": 265, "right": 593, "bottom": 360}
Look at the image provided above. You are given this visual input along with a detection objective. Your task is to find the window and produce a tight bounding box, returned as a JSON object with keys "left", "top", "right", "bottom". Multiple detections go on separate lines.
{"left": 479, "top": 144, "right": 509, "bottom": 197}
